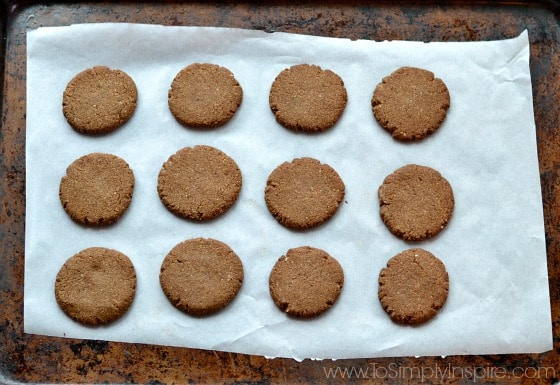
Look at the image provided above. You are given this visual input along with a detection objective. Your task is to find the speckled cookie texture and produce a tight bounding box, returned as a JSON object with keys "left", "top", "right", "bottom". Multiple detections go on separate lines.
{"left": 378, "top": 248, "right": 449, "bottom": 325}
{"left": 269, "top": 64, "right": 348, "bottom": 132}
{"left": 54, "top": 247, "right": 137, "bottom": 326}
{"left": 62, "top": 66, "right": 138, "bottom": 134}
{"left": 157, "top": 145, "right": 242, "bottom": 221}
{"left": 378, "top": 164, "right": 454, "bottom": 241}
{"left": 265, "top": 157, "right": 345, "bottom": 230}
{"left": 159, "top": 238, "right": 244, "bottom": 316}
{"left": 269, "top": 246, "right": 344, "bottom": 318}
{"left": 168, "top": 63, "right": 243, "bottom": 128}
{"left": 372, "top": 66, "right": 450, "bottom": 141}
{"left": 59, "top": 153, "right": 135, "bottom": 226}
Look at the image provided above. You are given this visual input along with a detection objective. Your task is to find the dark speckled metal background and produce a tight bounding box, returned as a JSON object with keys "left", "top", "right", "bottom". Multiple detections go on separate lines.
{"left": 2, "top": 1, "right": 560, "bottom": 384}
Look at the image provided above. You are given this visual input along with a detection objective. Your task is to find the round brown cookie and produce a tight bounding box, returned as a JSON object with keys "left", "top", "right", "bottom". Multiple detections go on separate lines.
{"left": 265, "top": 157, "right": 345, "bottom": 230}
{"left": 269, "top": 246, "right": 344, "bottom": 318}
{"left": 378, "top": 164, "right": 454, "bottom": 241}
{"left": 269, "top": 64, "right": 347, "bottom": 133}
{"left": 157, "top": 145, "right": 242, "bottom": 221}
{"left": 168, "top": 63, "right": 243, "bottom": 129}
{"left": 372, "top": 66, "right": 450, "bottom": 141}
{"left": 378, "top": 248, "right": 449, "bottom": 325}
{"left": 59, "top": 153, "right": 135, "bottom": 226}
{"left": 62, "top": 66, "right": 138, "bottom": 134}
{"left": 55, "top": 247, "right": 137, "bottom": 326}
{"left": 159, "top": 238, "right": 244, "bottom": 316}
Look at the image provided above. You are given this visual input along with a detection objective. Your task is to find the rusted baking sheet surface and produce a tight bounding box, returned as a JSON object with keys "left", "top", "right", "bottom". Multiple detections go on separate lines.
{"left": 1, "top": 1, "right": 560, "bottom": 384}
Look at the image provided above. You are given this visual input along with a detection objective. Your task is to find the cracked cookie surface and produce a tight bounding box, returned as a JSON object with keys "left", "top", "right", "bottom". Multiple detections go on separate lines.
{"left": 378, "top": 248, "right": 449, "bottom": 325}
{"left": 159, "top": 238, "right": 244, "bottom": 316}
{"left": 168, "top": 63, "right": 243, "bottom": 129}
{"left": 157, "top": 145, "right": 242, "bottom": 221}
{"left": 55, "top": 247, "right": 137, "bottom": 325}
{"left": 378, "top": 164, "right": 454, "bottom": 241}
{"left": 63, "top": 66, "right": 138, "bottom": 134}
{"left": 265, "top": 157, "right": 345, "bottom": 230}
{"left": 269, "top": 64, "right": 347, "bottom": 133}
{"left": 269, "top": 246, "right": 344, "bottom": 318}
{"left": 59, "top": 152, "right": 134, "bottom": 226}
{"left": 372, "top": 66, "right": 450, "bottom": 141}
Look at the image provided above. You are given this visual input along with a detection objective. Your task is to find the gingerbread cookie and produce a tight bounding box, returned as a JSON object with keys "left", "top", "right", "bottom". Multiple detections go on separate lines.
{"left": 55, "top": 247, "right": 137, "bottom": 326}
{"left": 168, "top": 63, "right": 243, "bottom": 128}
{"left": 265, "top": 157, "right": 345, "bottom": 230}
{"left": 378, "top": 248, "right": 449, "bottom": 325}
{"left": 59, "top": 153, "right": 135, "bottom": 226}
{"left": 378, "top": 164, "right": 454, "bottom": 241}
{"left": 372, "top": 66, "right": 450, "bottom": 141}
{"left": 157, "top": 145, "right": 242, "bottom": 221}
{"left": 269, "top": 246, "right": 344, "bottom": 318}
{"left": 269, "top": 64, "right": 347, "bottom": 132}
{"left": 159, "top": 238, "right": 244, "bottom": 316}
{"left": 62, "top": 66, "right": 138, "bottom": 134}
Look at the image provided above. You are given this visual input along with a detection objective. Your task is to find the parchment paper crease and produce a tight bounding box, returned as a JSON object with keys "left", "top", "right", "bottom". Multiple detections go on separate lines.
{"left": 25, "top": 24, "right": 552, "bottom": 360}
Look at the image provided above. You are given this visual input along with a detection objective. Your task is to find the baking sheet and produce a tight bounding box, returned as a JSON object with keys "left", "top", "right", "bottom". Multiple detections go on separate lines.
{"left": 24, "top": 24, "right": 552, "bottom": 360}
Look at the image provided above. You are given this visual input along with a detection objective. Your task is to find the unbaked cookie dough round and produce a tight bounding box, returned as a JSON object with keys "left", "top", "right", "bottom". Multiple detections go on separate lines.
{"left": 269, "top": 246, "right": 344, "bottom": 318}
{"left": 378, "top": 248, "right": 449, "bottom": 325}
{"left": 55, "top": 247, "right": 137, "bottom": 325}
{"left": 372, "top": 66, "right": 450, "bottom": 141}
{"left": 62, "top": 66, "right": 138, "bottom": 134}
{"left": 159, "top": 238, "right": 244, "bottom": 316}
{"left": 265, "top": 157, "right": 345, "bottom": 230}
{"left": 157, "top": 145, "right": 242, "bottom": 221}
{"left": 378, "top": 164, "right": 454, "bottom": 241}
{"left": 168, "top": 63, "right": 243, "bottom": 128}
{"left": 269, "top": 64, "right": 347, "bottom": 132}
{"left": 59, "top": 153, "right": 135, "bottom": 226}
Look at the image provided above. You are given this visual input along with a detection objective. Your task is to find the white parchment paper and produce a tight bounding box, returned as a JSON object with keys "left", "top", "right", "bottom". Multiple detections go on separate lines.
{"left": 25, "top": 24, "right": 552, "bottom": 360}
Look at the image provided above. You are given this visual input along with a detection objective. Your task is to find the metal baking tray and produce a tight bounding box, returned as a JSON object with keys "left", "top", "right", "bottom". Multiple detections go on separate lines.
{"left": 2, "top": 1, "right": 559, "bottom": 383}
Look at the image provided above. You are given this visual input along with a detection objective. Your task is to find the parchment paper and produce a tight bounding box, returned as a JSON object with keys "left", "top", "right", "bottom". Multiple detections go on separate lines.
{"left": 25, "top": 24, "right": 552, "bottom": 360}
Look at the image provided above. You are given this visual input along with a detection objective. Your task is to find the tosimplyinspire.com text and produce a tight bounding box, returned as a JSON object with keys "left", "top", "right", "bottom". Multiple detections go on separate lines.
{"left": 322, "top": 362, "right": 556, "bottom": 382}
